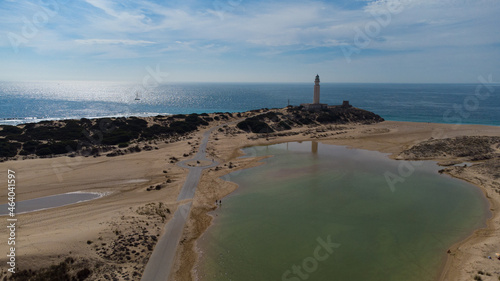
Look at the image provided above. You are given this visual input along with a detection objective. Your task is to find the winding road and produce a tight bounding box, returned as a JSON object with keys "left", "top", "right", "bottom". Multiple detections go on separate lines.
{"left": 141, "top": 125, "right": 223, "bottom": 281}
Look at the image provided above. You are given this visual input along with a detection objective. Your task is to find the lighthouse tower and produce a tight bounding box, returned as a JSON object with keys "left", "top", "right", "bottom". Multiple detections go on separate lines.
{"left": 300, "top": 74, "right": 328, "bottom": 111}
{"left": 313, "top": 74, "right": 320, "bottom": 104}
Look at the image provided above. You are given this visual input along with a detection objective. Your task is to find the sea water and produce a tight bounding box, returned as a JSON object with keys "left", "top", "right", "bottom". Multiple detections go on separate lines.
{"left": 196, "top": 142, "right": 489, "bottom": 281}
{"left": 1, "top": 81, "right": 499, "bottom": 126}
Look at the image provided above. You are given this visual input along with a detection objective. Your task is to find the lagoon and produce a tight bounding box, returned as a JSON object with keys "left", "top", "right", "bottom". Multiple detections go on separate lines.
{"left": 196, "top": 142, "right": 489, "bottom": 281}
{"left": 0, "top": 192, "right": 103, "bottom": 216}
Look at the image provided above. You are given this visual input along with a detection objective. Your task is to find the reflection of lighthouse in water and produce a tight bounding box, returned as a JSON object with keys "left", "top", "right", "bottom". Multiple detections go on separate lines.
{"left": 312, "top": 141, "right": 318, "bottom": 154}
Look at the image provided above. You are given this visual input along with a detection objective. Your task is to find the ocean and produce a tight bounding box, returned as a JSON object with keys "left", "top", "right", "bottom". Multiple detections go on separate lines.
{"left": 0, "top": 81, "right": 499, "bottom": 126}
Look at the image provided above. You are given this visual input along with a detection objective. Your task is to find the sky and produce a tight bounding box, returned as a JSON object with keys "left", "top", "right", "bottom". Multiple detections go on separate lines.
{"left": 0, "top": 0, "right": 499, "bottom": 83}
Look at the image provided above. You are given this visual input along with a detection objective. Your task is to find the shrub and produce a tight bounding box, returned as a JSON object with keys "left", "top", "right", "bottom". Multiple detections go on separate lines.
{"left": 102, "top": 129, "right": 138, "bottom": 145}
{"left": 91, "top": 118, "right": 112, "bottom": 131}
{"left": 237, "top": 119, "right": 274, "bottom": 133}
{"left": 255, "top": 112, "right": 279, "bottom": 122}
{"left": 9, "top": 258, "right": 73, "bottom": 280}
{"left": 76, "top": 268, "right": 92, "bottom": 280}
{"left": 118, "top": 142, "right": 129, "bottom": 148}
{"left": 0, "top": 140, "right": 21, "bottom": 157}
{"left": 170, "top": 121, "right": 198, "bottom": 134}
{"left": 142, "top": 124, "right": 173, "bottom": 139}
{"left": 316, "top": 112, "right": 339, "bottom": 123}
{"left": 23, "top": 123, "right": 36, "bottom": 130}
{"left": 36, "top": 147, "right": 53, "bottom": 156}
{"left": 126, "top": 117, "right": 147, "bottom": 132}
{"left": 25, "top": 120, "right": 86, "bottom": 142}
{"left": 111, "top": 118, "right": 127, "bottom": 127}
{"left": 5, "top": 133, "right": 30, "bottom": 142}
{"left": 277, "top": 121, "right": 291, "bottom": 130}
{"left": 25, "top": 125, "right": 54, "bottom": 140}
{"left": 22, "top": 140, "right": 40, "bottom": 154}
{"left": 58, "top": 120, "right": 85, "bottom": 140}
{"left": 80, "top": 118, "right": 92, "bottom": 126}
{"left": 185, "top": 114, "right": 209, "bottom": 126}
{"left": 0, "top": 125, "right": 23, "bottom": 136}
{"left": 297, "top": 117, "right": 314, "bottom": 125}
{"left": 49, "top": 141, "right": 78, "bottom": 155}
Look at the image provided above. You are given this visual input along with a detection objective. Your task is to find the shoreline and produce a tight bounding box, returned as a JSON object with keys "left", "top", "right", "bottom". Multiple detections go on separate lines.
{"left": 438, "top": 172, "right": 499, "bottom": 281}
{"left": 0, "top": 191, "right": 110, "bottom": 217}
{"left": 438, "top": 182, "right": 490, "bottom": 279}
{"left": 2, "top": 115, "right": 500, "bottom": 128}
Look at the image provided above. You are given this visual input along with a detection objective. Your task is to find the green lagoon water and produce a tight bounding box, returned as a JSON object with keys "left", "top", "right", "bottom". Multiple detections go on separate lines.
{"left": 196, "top": 142, "right": 489, "bottom": 281}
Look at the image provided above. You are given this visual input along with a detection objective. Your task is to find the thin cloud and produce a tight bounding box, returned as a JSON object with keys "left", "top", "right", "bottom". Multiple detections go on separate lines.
{"left": 74, "top": 39, "right": 156, "bottom": 46}
{"left": 0, "top": 0, "right": 498, "bottom": 82}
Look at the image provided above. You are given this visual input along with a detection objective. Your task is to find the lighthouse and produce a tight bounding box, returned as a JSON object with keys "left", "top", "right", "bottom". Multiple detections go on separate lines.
{"left": 300, "top": 74, "right": 351, "bottom": 110}
{"left": 301, "top": 74, "right": 328, "bottom": 111}
{"left": 313, "top": 74, "right": 320, "bottom": 104}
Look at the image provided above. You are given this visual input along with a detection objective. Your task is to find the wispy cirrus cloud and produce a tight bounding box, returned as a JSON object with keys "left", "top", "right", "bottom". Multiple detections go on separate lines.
{"left": 0, "top": 0, "right": 499, "bottom": 82}
{"left": 74, "top": 39, "right": 156, "bottom": 46}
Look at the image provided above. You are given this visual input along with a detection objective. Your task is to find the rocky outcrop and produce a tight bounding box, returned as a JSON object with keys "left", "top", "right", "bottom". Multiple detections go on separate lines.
{"left": 237, "top": 106, "right": 384, "bottom": 134}
{"left": 398, "top": 136, "right": 500, "bottom": 161}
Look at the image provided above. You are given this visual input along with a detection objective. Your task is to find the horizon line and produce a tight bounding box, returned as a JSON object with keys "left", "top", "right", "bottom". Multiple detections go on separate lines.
{"left": 0, "top": 80, "right": 495, "bottom": 85}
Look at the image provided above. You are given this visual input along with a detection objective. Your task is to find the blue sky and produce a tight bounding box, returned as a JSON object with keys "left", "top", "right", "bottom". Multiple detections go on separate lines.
{"left": 0, "top": 0, "right": 499, "bottom": 83}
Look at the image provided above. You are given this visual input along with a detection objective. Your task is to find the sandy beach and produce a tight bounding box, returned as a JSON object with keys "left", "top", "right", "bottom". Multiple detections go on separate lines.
{"left": 1, "top": 116, "right": 499, "bottom": 280}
